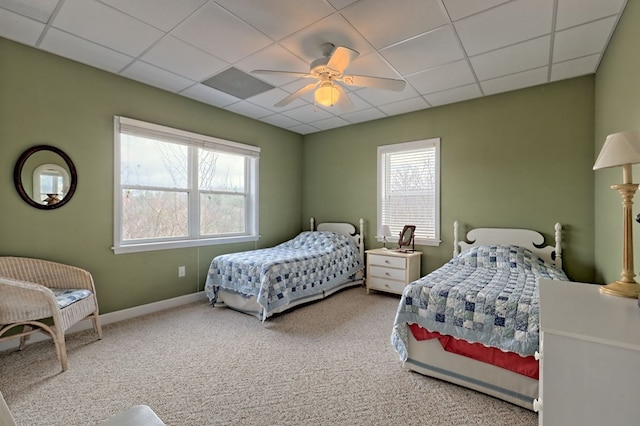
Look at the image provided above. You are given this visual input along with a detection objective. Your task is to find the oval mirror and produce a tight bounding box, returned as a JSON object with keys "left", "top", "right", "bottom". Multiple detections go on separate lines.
{"left": 13, "top": 145, "right": 77, "bottom": 210}
{"left": 397, "top": 225, "right": 416, "bottom": 252}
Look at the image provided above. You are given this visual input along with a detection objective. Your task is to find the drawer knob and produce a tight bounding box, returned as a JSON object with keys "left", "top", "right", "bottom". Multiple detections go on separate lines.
{"left": 534, "top": 351, "right": 542, "bottom": 361}
{"left": 533, "top": 398, "right": 543, "bottom": 412}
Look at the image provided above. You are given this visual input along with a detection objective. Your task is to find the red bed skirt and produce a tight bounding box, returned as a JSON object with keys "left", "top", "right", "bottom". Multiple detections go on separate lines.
{"left": 409, "top": 323, "right": 539, "bottom": 379}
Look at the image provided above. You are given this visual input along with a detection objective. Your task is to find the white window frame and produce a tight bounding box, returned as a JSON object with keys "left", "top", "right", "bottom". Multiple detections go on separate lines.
{"left": 377, "top": 138, "right": 441, "bottom": 247}
{"left": 113, "top": 116, "right": 260, "bottom": 254}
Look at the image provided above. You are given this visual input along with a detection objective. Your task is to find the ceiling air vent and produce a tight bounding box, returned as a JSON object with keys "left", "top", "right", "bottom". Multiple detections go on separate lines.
{"left": 201, "top": 67, "right": 274, "bottom": 99}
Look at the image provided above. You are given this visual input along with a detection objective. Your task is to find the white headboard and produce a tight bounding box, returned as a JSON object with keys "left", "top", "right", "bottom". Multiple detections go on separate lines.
{"left": 310, "top": 217, "right": 365, "bottom": 261}
{"left": 453, "top": 221, "right": 563, "bottom": 269}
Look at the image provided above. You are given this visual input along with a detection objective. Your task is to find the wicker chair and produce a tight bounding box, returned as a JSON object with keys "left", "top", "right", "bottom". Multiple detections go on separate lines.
{"left": 0, "top": 257, "right": 103, "bottom": 371}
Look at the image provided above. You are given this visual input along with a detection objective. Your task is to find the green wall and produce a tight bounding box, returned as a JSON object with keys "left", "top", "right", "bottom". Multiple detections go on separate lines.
{"left": 302, "top": 77, "right": 595, "bottom": 283}
{"left": 594, "top": 0, "right": 640, "bottom": 285}
{"left": 0, "top": 38, "right": 303, "bottom": 314}
{"left": 1, "top": 22, "right": 610, "bottom": 315}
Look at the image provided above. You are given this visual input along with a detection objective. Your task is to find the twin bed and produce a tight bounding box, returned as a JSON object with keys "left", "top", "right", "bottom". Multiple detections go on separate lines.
{"left": 205, "top": 218, "right": 566, "bottom": 410}
{"left": 204, "top": 218, "right": 364, "bottom": 320}
{"left": 391, "top": 221, "right": 567, "bottom": 409}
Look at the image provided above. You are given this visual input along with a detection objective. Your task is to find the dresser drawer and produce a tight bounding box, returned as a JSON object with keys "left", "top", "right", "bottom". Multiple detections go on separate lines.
{"left": 368, "top": 254, "right": 406, "bottom": 269}
{"left": 367, "top": 276, "right": 407, "bottom": 294}
{"left": 368, "top": 265, "right": 406, "bottom": 281}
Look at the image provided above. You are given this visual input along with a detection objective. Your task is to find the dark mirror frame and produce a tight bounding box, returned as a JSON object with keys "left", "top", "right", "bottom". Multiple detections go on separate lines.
{"left": 13, "top": 145, "right": 77, "bottom": 210}
{"left": 397, "top": 225, "right": 416, "bottom": 252}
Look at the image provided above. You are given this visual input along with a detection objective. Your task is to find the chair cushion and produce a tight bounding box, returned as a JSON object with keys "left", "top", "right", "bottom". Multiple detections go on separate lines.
{"left": 52, "top": 289, "right": 93, "bottom": 309}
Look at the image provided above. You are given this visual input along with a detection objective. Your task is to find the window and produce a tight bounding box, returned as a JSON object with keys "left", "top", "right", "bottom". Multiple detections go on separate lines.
{"left": 377, "top": 138, "right": 440, "bottom": 247}
{"left": 113, "top": 116, "right": 260, "bottom": 254}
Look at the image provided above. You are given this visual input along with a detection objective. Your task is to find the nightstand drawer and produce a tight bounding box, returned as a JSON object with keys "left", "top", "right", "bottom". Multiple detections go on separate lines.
{"left": 367, "top": 254, "right": 406, "bottom": 269}
{"left": 368, "top": 265, "right": 406, "bottom": 281}
{"left": 367, "top": 276, "right": 407, "bottom": 294}
{"left": 365, "top": 248, "right": 421, "bottom": 296}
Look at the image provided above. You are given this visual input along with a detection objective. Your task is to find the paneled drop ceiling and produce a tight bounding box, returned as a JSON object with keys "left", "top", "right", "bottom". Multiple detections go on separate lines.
{"left": 0, "top": 0, "right": 628, "bottom": 134}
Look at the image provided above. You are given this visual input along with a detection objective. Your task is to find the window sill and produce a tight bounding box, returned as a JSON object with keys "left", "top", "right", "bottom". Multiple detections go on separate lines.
{"left": 113, "top": 235, "right": 259, "bottom": 254}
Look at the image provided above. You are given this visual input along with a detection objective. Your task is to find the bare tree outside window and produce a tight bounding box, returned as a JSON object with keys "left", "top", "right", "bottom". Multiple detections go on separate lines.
{"left": 114, "top": 116, "right": 259, "bottom": 255}
{"left": 378, "top": 139, "right": 440, "bottom": 246}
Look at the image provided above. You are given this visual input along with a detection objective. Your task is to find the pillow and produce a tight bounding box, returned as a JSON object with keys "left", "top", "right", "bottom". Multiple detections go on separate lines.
{"left": 456, "top": 245, "right": 543, "bottom": 269}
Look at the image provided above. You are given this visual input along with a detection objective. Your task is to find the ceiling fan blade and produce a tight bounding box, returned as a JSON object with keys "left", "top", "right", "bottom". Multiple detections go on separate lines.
{"left": 252, "top": 69, "right": 314, "bottom": 79}
{"left": 274, "top": 82, "right": 319, "bottom": 107}
{"left": 341, "top": 74, "right": 406, "bottom": 91}
{"left": 326, "top": 46, "right": 359, "bottom": 73}
{"left": 334, "top": 84, "right": 355, "bottom": 112}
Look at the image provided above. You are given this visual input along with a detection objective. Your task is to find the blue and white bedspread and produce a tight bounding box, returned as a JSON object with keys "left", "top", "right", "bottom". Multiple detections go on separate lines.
{"left": 204, "top": 231, "right": 363, "bottom": 319}
{"left": 391, "top": 245, "right": 567, "bottom": 360}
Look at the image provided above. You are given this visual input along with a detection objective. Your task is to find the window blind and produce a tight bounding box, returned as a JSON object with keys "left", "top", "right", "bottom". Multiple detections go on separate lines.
{"left": 378, "top": 139, "right": 440, "bottom": 245}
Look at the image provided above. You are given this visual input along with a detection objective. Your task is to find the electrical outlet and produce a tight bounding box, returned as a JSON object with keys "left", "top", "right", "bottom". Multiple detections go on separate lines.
{"left": 178, "top": 266, "right": 186, "bottom": 277}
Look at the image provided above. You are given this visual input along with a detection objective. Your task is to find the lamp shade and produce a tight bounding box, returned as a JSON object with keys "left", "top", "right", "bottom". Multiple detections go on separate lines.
{"left": 315, "top": 83, "right": 339, "bottom": 106}
{"left": 378, "top": 224, "right": 391, "bottom": 238}
{"left": 593, "top": 130, "right": 640, "bottom": 170}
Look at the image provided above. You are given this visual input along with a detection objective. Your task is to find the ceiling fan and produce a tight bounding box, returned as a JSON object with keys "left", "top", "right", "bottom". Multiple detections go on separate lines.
{"left": 252, "top": 43, "right": 406, "bottom": 111}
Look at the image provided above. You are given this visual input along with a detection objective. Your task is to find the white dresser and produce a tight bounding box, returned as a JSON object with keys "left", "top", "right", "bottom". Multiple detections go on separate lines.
{"left": 365, "top": 248, "right": 421, "bottom": 295}
{"left": 536, "top": 279, "right": 640, "bottom": 425}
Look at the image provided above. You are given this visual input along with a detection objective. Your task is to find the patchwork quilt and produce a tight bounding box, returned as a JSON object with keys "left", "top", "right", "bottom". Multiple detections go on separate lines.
{"left": 391, "top": 245, "right": 568, "bottom": 360}
{"left": 204, "top": 231, "right": 363, "bottom": 319}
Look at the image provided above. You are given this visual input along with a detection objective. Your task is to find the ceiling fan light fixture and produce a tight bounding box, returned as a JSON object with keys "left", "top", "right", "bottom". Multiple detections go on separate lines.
{"left": 315, "top": 82, "right": 339, "bottom": 107}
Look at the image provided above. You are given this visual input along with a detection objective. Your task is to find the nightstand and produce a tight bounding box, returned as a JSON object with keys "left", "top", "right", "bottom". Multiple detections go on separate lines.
{"left": 365, "top": 248, "right": 421, "bottom": 295}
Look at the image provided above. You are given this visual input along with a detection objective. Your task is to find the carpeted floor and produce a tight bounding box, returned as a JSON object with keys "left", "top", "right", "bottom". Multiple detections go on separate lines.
{"left": 0, "top": 286, "right": 537, "bottom": 425}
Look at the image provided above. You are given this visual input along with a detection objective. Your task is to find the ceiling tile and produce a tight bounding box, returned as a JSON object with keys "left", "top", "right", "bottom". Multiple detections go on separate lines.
{"left": 0, "top": 0, "right": 58, "bottom": 23}
{"left": 346, "top": 51, "right": 402, "bottom": 79}
{"left": 52, "top": 0, "right": 163, "bottom": 57}
{"left": 171, "top": 2, "right": 272, "bottom": 63}
{"left": 327, "top": 0, "right": 358, "bottom": 10}
{"left": 455, "top": 0, "right": 554, "bottom": 56}
{"left": 553, "top": 16, "right": 617, "bottom": 63}
{"left": 556, "top": 0, "right": 627, "bottom": 31}
{"left": 260, "top": 114, "right": 304, "bottom": 129}
{"left": 442, "top": 0, "right": 511, "bottom": 21}
{"left": 100, "top": 0, "right": 207, "bottom": 32}
{"left": 0, "top": 8, "right": 44, "bottom": 45}
{"left": 180, "top": 84, "right": 240, "bottom": 107}
{"left": 278, "top": 13, "right": 374, "bottom": 61}
{"left": 247, "top": 88, "right": 299, "bottom": 110}
{"left": 480, "top": 67, "right": 548, "bottom": 95}
{"left": 377, "top": 97, "right": 431, "bottom": 116}
{"left": 341, "top": 0, "right": 447, "bottom": 49}
{"left": 120, "top": 61, "right": 194, "bottom": 93}
{"left": 225, "top": 101, "right": 273, "bottom": 119}
{"left": 341, "top": 107, "right": 386, "bottom": 124}
{"left": 287, "top": 123, "right": 320, "bottom": 134}
{"left": 213, "top": 0, "right": 335, "bottom": 41}
{"left": 282, "top": 104, "right": 334, "bottom": 122}
{"left": 471, "top": 36, "right": 550, "bottom": 81}
{"left": 234, "top": 44, "right": 311, "bottom": 86}
{"left": 141, "top": 36, "right": 228, "bottom": 81}
{"left": 355, "top": 84, "right": 419, "bottom": 106}
{"left": 550, "top": 54, "right": 600, "bottom": 82}
{"left": 40, "top": 28, "right": 134, "bottom": 73}
{"left": 381, "top": 25, "right": 464, "bottom": 76}
{"left": 424, "top": 83, "right": 483, "bottom": 106}
{"left": 407, "top": 60, "right": 476, "bottom": 95}
{"left": 309, "top": 116, "right": 350, "bottom": 131}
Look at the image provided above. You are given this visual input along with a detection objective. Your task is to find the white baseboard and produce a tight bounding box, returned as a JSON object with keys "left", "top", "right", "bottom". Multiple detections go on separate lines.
{"left": 0, "top": 291, "right": 208, "bottom": 352}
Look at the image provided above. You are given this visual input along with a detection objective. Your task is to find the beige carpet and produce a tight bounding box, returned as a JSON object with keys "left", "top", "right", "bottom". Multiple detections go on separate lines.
{"left": 0, "top": 287, "right": 537, "bottom": 425}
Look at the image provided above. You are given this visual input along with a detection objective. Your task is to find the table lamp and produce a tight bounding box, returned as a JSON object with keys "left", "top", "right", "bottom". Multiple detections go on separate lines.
{"left": 593, "top": 130, "right": 640, "bottom": 298}
{"left": 378, "top": 224, "right": 392, "bottom": 249}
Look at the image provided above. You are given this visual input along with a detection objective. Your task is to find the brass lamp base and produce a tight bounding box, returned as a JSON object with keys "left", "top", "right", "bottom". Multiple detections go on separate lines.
{"left": 599, "top": 280, "right": 640, "bottom": 299}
